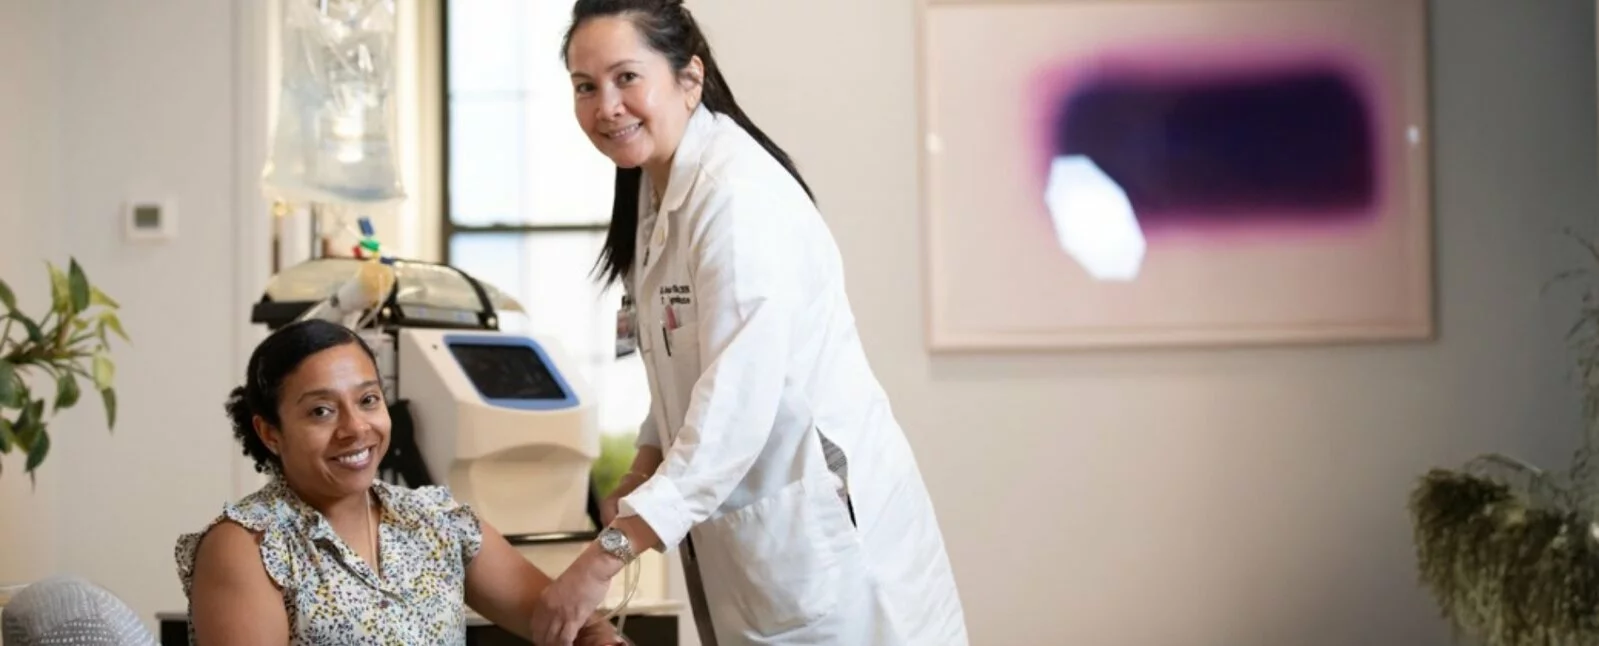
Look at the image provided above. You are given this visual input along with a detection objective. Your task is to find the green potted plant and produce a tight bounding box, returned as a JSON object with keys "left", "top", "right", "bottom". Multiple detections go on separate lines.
{"left": 0, "top": 259, "right": 126, "bottom": 483}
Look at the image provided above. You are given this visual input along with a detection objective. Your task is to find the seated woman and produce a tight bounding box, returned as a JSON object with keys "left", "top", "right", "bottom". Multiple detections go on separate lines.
{"left": 174, "top": 319, "right": 622, "bottom": 645}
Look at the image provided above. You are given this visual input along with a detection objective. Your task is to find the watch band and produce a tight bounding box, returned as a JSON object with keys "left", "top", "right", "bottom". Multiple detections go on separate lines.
{"left": 598, "top": 527, "right": 637, "bottom": 564}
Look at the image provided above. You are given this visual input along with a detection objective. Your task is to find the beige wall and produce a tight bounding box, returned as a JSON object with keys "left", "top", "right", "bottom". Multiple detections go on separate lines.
{"left": 0, "top": 0, "right": 1595, "bottom": 643}
{"left": 684, "top": 0, "right": 1596, "bottom": 644}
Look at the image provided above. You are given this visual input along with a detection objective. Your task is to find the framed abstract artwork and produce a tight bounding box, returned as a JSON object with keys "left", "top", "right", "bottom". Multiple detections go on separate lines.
{"left": 916, "top": 0, "right": 1434, "bottom": 351}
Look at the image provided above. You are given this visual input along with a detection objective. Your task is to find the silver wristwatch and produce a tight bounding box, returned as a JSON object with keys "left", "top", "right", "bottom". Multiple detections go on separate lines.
{"left": 597, "top": 527, "right": 637, "bottom": 564}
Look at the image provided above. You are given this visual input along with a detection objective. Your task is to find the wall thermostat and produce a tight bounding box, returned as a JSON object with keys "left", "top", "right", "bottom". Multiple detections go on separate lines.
{"left": 125, "top": 199, "right": 176, "bottom": 241}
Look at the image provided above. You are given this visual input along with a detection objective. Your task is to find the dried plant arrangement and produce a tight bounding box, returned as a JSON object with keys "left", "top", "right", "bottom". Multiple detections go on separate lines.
{"left": 1410, "top": 231, "right": 1599, "bottom": 645}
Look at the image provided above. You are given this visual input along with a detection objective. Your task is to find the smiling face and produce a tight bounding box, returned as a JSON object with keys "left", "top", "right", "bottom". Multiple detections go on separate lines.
{"left": 253, "top": 342, "right": 389, "bottom": 505}
{"left": 566, "top": 14, "right": 702, "bottom": 179}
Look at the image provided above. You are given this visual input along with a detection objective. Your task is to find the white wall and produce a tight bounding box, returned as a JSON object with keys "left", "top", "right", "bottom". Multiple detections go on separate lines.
{"left": 0, "top": 0, "right": 247, "bottom": 627}
{"left": 685, "top": 0, "right": 1596, "bottom": 644}
{"left": 0, "top": 0, "right": 63, "bottom": 589}
{"left": 50, "top": 0, "right": 243, "bottom": 622}
{"left": 0, "top": 0, "right": 1594, "bottom": 643}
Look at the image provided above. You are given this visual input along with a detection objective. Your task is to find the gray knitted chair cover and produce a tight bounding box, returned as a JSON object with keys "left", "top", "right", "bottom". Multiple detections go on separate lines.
{"left": 0, "top": 575, "right": 155, "bottom": 646}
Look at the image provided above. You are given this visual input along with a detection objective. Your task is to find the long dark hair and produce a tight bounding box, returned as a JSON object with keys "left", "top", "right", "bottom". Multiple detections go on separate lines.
{"left": 562, "top": 0, "right": 815, "bottom": 286}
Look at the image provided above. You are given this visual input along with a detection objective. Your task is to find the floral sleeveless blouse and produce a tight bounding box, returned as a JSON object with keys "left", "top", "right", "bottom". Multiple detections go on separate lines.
{"left": 174, "top": 478, "right": 484, "bottom": 645}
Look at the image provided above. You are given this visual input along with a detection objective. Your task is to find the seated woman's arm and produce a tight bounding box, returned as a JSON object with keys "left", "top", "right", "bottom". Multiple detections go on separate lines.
{"left": 463, "top": 520, "right": 549, "bottom": 639}
{"left": 188, "top": 521, "right": 290, "bottom": 646}
{"left": 465, "top": 520, "right": 621, "bottom": 645}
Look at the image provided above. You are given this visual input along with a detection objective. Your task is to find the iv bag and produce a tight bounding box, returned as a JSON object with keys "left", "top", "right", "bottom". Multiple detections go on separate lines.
{"left": 262, "top": 0, "right": 406, "bottom": 206}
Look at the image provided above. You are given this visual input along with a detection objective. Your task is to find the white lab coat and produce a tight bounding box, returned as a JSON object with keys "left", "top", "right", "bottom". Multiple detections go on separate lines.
{"left": 616, "top": 106, "right": 969, "bottom": 645}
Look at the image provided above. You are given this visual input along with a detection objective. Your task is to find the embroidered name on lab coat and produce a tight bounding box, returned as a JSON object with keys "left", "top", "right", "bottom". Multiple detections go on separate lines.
{"left": 660, "top": 284, "right": 692, "bottom": 306}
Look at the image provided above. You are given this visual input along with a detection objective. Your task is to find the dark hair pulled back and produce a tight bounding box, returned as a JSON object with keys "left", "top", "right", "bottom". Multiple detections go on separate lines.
{"left": 561, "top": 0, "right": 816, "bottom": 286}
{"left": 225, "top": 319, "right": 377, "bottom": 474}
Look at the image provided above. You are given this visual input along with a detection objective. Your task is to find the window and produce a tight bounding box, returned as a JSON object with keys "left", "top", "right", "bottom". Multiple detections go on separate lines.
{"left": 441, "top": 0, "right": 649, "bottom": 438}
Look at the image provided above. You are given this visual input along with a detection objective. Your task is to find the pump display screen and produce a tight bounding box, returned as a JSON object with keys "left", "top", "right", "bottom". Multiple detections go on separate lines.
{"left": 448, "top": 343, "right": 567, "bottom": 400}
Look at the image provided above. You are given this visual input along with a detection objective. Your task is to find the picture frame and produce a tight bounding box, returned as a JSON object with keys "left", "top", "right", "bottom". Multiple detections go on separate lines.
{"left": 916, "top": 0, "right": 1435, "bottom": 352}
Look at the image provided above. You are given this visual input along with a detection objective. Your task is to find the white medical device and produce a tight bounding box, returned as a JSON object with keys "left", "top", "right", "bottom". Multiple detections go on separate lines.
{"left": 397, "top": 327, "right": 601, "bottom": 570}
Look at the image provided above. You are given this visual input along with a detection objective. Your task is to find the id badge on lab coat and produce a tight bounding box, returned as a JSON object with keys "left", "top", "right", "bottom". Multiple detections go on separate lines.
{"left": 616, "top": 295, "right": 640, "bottom": 359}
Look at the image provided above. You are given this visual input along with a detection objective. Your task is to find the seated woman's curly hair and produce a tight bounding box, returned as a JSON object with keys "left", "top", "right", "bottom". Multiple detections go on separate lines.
{"left": 224, "top": 319, "right": 377, "bottom": 474}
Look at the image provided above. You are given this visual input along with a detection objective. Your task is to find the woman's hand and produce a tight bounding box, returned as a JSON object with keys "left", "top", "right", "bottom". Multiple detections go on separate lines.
{"left": 600, "top": 473, "right": 648, "bottom": 526}
{"left": 531, "top": 549, "right": 621, "bottom": 646}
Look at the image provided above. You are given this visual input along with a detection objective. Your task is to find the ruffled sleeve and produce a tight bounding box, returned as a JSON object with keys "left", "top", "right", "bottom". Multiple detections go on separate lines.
{"left": 401, "top": 485, "right": 485, "bottom": 566}
{"left": 173, "top": 489, "right": 300, "bottom": 598}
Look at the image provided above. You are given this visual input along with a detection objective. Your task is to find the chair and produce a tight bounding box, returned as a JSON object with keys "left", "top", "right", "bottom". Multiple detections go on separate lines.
{"left": 0, "top": 575, "right": 155, "bottom": 646}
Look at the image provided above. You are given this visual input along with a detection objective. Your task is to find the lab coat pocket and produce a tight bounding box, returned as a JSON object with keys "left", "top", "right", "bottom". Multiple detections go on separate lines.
{"left": 660, "top": 321, "right": 700, "bottom": 428}
{"left": 665, "top": 320, "right": 699, "bottom": 362}
{"left": 697, "top": 472, "right": 854, "bottom": 636}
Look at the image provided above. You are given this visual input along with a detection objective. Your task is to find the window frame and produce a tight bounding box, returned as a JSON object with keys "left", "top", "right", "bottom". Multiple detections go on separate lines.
{"left": 437, "top": 0, "right": 610, "bottom": 265}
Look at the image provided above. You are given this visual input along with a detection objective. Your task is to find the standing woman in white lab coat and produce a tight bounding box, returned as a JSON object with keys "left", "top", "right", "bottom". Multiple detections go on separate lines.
{"left": 529, "top": 1, "right": 970, "bottom": 644}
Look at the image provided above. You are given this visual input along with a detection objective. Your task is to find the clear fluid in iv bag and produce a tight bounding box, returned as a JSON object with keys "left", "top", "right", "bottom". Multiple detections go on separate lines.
{"left": 263, "top": 0, "right": 406, "bottom": 206}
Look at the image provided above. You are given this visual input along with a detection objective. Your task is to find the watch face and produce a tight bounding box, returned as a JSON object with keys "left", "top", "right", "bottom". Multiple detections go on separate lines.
{"left": 601, "top": 530, "right": 624, "bottom": 550}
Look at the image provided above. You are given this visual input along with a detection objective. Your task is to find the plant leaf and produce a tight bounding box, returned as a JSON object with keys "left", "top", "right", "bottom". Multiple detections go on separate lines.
{"left": 91, "top": 353, "right": 114, "bottom": 390}
{"left": 0, "top": 360, "right": 16, "bottom": 408}
{"left": 98, "top": 311, "right": 129, "bottom": 344}
{"left": 14, "top": 399, "right": 41, "bottom": 448}
{"left": 89, "top": 286, "right": 119, "bottom": 309}
{"left": 0, "top": 416, "right": 13, "bottom": 453}
{"left": 54, "top": 372, "right": 79, "bottom": 411}
{"left": 24, "top": 427, "right": 49, "bottom": 473}
{"left": 100, "top": 388, "right": 117, "bottom": 430}
{"left": 67, "top": 259, "right": 90, "bottom": 314}
{"left": 46, "top": 261, "right": 68, "bottom": 313}
{"left": 19, "top": 315, "right": 43, "bottom": 345}
{"left": 0, "top": 279, "right": 14, "bottom": 312}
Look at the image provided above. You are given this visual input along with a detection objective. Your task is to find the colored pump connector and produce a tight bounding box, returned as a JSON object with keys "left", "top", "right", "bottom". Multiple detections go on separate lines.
{"left": 351, "top": 216, "right": 390, "bottom": 261}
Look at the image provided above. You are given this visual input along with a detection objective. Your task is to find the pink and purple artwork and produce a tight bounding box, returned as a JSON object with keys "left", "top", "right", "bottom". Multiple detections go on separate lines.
{"left": 919, "top": 0, "right": 1433, "bottom": 350}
